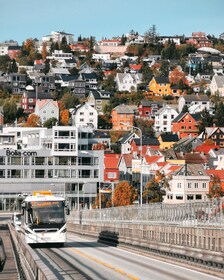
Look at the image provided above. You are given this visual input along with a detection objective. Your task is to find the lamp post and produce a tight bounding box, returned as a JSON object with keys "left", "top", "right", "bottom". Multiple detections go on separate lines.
{"left": 120, "top": 122, "right": 143, "bottom": 206}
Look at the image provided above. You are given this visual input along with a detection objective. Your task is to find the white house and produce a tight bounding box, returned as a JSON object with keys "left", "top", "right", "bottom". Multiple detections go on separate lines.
{"left": 92, "top": 53, "right": 110, "bottom": 61}
{"left": 34, "top": 99, "right": 59, "bottom": 124}
{"left": 210, "top": 75, "right": 224, "bottom": 96}
{"left": 154, "top": 105, "right": 178, "bottom": 132}
{"left": 178, "top": 95, "right": 210, "bottom": 113}
{"left": 70, "top": 103, "right": 98, "bottom": 129}
{"left": 163, "top": 164, "right": 210, "bottom": 204}
{"left": 115, "top": 73, "right": 143, "bottom": 92}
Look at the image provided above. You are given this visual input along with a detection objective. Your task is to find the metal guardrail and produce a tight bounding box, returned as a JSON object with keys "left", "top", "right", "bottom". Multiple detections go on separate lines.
{"left": 68, "top": 201, "right": 224, "bottom": 227}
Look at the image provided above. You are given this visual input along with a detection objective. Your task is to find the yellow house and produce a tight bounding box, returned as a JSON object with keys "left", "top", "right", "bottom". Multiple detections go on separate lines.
{"left": 149, "top": 77, "right": 172, "bottom": 95}
{"left": 158, "top": 133, "right": 179, "bottom": 150}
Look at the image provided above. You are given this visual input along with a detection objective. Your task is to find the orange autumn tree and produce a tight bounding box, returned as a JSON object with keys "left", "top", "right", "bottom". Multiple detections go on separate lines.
{"left": 169, "top": 68, "right": 187, "bottom": 85}
{"left": 60, "top": 109, "right": 69, "bottom": 125}
{"left": 112, "top": 181, "right": 137, "bottom": 207}
{"left": 26, "top": 114, "right": 40, "bottom": 127}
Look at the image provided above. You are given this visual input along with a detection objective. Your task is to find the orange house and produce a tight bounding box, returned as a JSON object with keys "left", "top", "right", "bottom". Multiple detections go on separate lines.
{"left": 111, "top": 105, "right": 135, "bottom": 130}
{"left": 172, "top": 112, "right": 201, "bottom": 139}
{"left": 149, "top": 77, "right": 172, "bottom": 96}
{"left": 104, "top": 154, "right": 120, "bottom": 183}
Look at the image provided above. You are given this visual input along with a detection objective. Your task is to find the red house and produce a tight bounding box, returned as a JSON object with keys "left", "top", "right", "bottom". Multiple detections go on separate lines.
{"left": 172, "top": 112, "right": 201, "bottom": 139}
{"left": 104, "top": 153, "right": 120, "bottom": 183}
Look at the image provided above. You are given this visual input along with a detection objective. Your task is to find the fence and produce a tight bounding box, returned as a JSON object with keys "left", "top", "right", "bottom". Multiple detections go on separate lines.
{"left": 68, "top": 200, "right": 224, "bottom": 227}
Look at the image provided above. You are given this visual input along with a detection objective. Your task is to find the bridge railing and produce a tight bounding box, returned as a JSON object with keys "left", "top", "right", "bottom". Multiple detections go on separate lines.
{"left": 68, "top": 200, "right": 224, "bottom": 227}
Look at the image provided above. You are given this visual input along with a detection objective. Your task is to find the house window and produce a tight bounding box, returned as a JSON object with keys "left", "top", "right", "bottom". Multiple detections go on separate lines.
{"left": 195, "top": 183, "right": 199, "bottom": 188}
{"left": 80, "top": 118, "right": 84, "bottom": 122}
{"left": 108, "top": 172, "right": 116, "bottom": 179}
{"left": 195, "top": 194, "right": 202, "bottom": 200}
{"left": 188, "top": 183, "right": 192, "bottom": 188}
{"left": 177, "top": 183, "right": 181, "bottom": 188}
{"left": 90, "top": 112, "right": 94, "bottom": 115}
{"left": 80, "top": 112, "right": 84, "bottom": 115}
{"left": 28, "top": 98, "right": 33, "bottom": 102}
{"left": 43, "top": 110, "right": 46, "bottom": 114}
{"left": 202, "top": 183, "right": 206, "bottom": 188}
{"left": 51, "top": 110, "right": 54, "bottom": 114}
{"left": 176, "top": 195, "right": 183, "bottom": 200}
{"left": 163, "top": 115, "right": 167, "bottom": 119}
{"left": 171, "top": 115, "right": 174, "bottom": 119}
{"left": 187, "top": 194, "right": 194, "bottom": 200}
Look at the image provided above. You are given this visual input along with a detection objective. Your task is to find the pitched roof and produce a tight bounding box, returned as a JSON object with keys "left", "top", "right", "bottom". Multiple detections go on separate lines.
{"left": 206, "top": 169, "right": 224, "bottom": 180}
{"left": 212, "top": 75, "right": 224, "bottom": 88}
{"left": 154, "top": 77, "right": 170, "bottom": 84}
{"left": 123, "top": 154, "right": 133, "bottom": 168}
{"left": 134, "top": 137, "right": 160, "bottom": 146}
{"left": 113, "top": 104, "right": 135, "bottom": 114}
{"left": 36, "top": 99, "right": 58, "bottom": 109}
{"left": 144, "top": 155, "right": 163, "bottom": 164}
{"left": 160, "top": 133, "right": 179, "bottom": 142}
{"left": 195, "top": 144, "right": 219, "bottom": 154}
{"left": 182, "top": 94, "right": 209, "bottom": 102}
{"left": 104, "top": 154, "right": 120, "bottom": 169}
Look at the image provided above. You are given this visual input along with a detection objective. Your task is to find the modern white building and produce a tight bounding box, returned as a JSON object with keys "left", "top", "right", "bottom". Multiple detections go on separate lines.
{"left": 0, "top": 126, "right": 104, "bottom": 211}
{"left": 42, "top": 31, "right": 74, "bottom": 45}
{"left": 154, "top": 105, "right": 178, "bottom": 132}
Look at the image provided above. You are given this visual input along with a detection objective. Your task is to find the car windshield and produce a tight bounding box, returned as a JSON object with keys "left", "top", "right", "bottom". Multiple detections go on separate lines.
{"left": 30, "top": 201, "right": 65, "bottom": 225}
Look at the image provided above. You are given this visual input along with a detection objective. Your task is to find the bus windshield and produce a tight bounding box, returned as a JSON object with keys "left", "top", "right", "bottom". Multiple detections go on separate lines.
{"left": 30, "top": 201, "right": 65, "bottom": 225}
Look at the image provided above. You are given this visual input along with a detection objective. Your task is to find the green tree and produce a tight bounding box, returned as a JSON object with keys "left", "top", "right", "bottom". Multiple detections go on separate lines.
{"left": 159, "top": 60, "right": 170, "bottom": 77}
{"left": 61, "top": 92, "right": 80, "bottom": 109}
{"left": 143, "top": 178, "right": 165, "bottom": 203}
{"left": 3, "top": 98, "right": 17, "bottom": 123}
{"left": 0, "top": 55, "right": 11, "bottom": 72}
{"left": 60, "top": 36, "right": 71, "bottom": 53}
{"left": 213, "top": 102, "right": 224, "bottom": 127}
{"left": 9, "top": 59, "right": 18, "bottom": 73}
{"left": 198, "top": 108, "right": 213, "bottom": 134}
{"left": 43, "top": 117, "right": 58, "bottom": 128}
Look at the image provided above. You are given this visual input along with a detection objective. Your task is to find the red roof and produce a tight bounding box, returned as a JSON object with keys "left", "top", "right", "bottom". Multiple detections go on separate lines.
{"left": 129, "top": 64, "right": 142, "bottom": 71}
{"left": 206, "top": 170, "right": 224, "bottom": 180}
{"left": 104, "top": 154, "right": 120, "bottom": 169}
{"left": 145, "top": 156, "right": 163, "bottom": 164}
{"left": 195, "top": 144, "right": 219, "bottom": 154}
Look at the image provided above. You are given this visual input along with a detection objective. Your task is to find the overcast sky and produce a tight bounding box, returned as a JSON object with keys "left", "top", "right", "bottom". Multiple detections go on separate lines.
{"left": 1, "top": 0, "right": 223, "bottom": 44}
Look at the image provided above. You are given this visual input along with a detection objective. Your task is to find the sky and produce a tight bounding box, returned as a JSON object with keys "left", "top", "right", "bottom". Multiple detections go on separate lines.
{"left": 1, "top": 0, "right": 224, "bottom": 44}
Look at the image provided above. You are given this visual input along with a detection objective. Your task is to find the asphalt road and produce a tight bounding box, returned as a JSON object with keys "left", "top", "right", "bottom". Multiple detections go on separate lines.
{"left": 37, "top": 232, "right": 223, "bottom": 280}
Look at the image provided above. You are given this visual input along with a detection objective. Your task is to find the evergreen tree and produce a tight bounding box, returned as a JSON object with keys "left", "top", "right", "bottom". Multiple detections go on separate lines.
{"left": 213, "top": 102, "right": 224, "bottom": 127}
{"left": 198, "top": 108, "right": 214, "bottom": 134}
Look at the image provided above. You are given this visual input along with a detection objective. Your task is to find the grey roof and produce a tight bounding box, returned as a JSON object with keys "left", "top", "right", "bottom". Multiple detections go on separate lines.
{"left": 182, "top": 95, "right": 209, "bottom": 102}
{"left": 172, "top": 112, "right": 201, "bottom": 123}
{"left": 118, "top": 132, "right": 137, "bottom": 144}
{"left": 116, "top": 73, "right": 143, "bottom": 83}
{"left": 134, "top": 137, "right": 160, "bottom": 146}
{"left": 154, "top": 77, "right": 170, "bottom": 84}
{"left": 175, "top": 164, "right": 208, "bottom": 176}
{"left": 212, "top": 75, "right": 224, "bottom": 88}
{"left": 113, "top": 105, "right": 135, "bottom": 114}
{"left": 160, "top": 133, "right": 179, "bottom": 142}
{"left": 88, "top": 90, "right": 111, "bottom": 100}
{"left": 24, "top": 91, "right": 55, "bottom": 100}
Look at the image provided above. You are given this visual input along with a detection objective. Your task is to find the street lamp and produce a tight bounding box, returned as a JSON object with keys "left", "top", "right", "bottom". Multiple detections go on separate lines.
{"left": 120, "top": 122, "right": 143, "bottom": 206}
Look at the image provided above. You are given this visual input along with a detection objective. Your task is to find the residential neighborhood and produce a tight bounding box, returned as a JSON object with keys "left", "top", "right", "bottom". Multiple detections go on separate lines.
{"left": 0, "top": 28, "right": 224, "bottom": 210}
